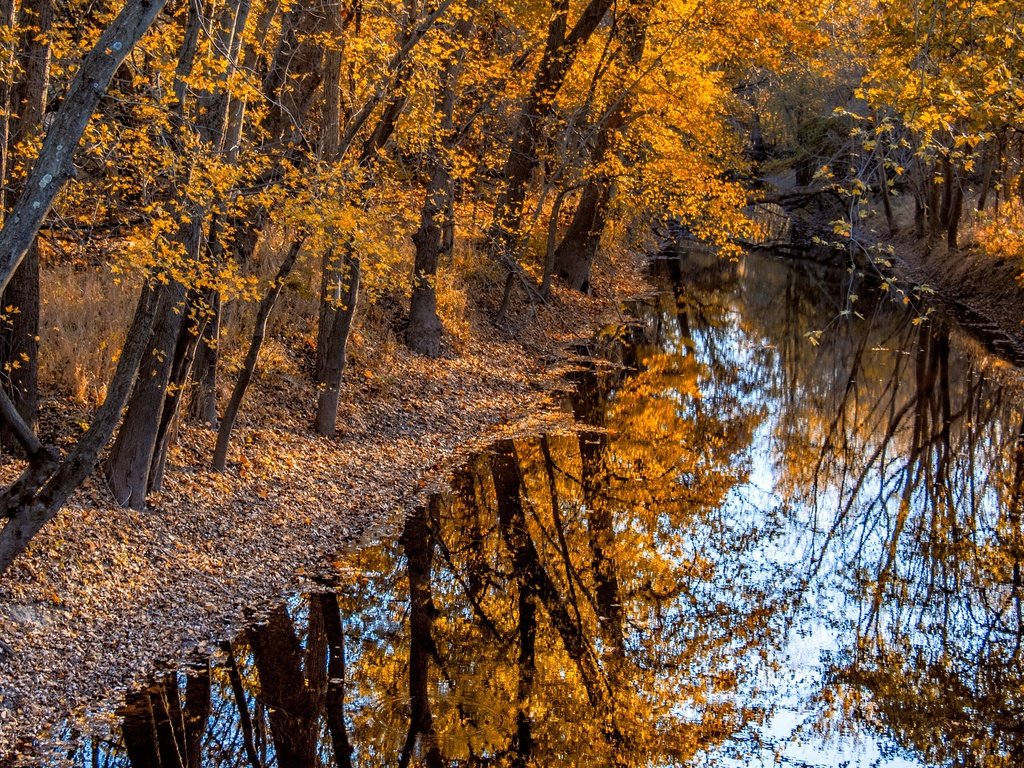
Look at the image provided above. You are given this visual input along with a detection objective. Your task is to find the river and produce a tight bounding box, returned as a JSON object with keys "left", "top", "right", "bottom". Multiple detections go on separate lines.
{"left": 43, "top": 250, "right": 1024, "bottom": 767}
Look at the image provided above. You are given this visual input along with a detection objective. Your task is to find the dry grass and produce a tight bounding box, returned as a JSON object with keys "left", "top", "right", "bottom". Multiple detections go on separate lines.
{"left": 39, "top": 266, "right": 141, "bottom": 405}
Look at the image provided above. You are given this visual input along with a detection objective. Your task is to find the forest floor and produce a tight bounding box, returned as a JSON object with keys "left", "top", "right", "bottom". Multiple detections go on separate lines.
{"left": 0, "top": 260, "right": 651, "bottom": 764}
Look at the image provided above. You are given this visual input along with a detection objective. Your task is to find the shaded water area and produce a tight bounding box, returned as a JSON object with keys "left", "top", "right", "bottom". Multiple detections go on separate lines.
{"left": 46, "top": 252, "right": 1024, "bottom": 767}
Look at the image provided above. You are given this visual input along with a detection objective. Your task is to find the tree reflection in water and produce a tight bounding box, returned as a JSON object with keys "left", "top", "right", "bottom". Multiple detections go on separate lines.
{"left": 67, "top": 251, "right": 1024, "bottom": 768}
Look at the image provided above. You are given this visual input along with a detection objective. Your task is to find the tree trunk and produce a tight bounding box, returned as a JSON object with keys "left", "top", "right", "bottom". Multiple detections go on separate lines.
{"left": 149, "top": 297, "right": 209, "bottom": 492}
{"left": 105, "top": 279, "right": 187, "bottom": 508}
{"left": 408, "top": 170, "right": 450, "bottom": 356}
{"left": 0, "top": 0, "right": 53, "bottom": 449}
{"left": 315, "top": 253, "right": 360, "bottom": 438}
{"left": 190, "top": 292, "right": 221, "bottom": 426}
{"left": 213, "top": 239, "right": 301, "bottom": 471}
{"left": 0, "top": 280, "right": 161, "bottom": 574}
{"left": 406, "top": 4, "right": 480, "bottom": 356}
{"left": 878, "top": 157, "right": 897, "bottom": 237}
{"left": 554, "top": 180, "right": 612, "bottom": 292}
{"left": 552, "top": 0, "right": 652, "bottom": 293}
{"left": 0, "top": 244, "right": 40, "bottom": 447}
{"left": 977, "top": 137, "right": 997, "bottom": 213}
{"left": 486, "top": 0, "right": 615, "bottom": 301}
{"left": 0, "top": 0, "right": 15, "bottom": 215}
{"left": 947, "top": 173, "right": 963, "bottom": 252}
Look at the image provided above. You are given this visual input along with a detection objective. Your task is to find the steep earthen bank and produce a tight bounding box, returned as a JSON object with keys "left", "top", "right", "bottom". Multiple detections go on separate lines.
{"left": 890, "top": 238, "right": 1024, "bottom": 364}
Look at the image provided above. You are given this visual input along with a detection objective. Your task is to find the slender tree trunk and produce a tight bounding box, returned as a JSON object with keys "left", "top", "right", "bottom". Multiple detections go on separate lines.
{"left": 541, "top": 188, "right": 570, "bottom": 295}
{"left": 407, "top": 164, "right": 451, "bottom": 357}
{"left": 149, "top": 299, "right": 208, "bottom": 491}
{"left": 213, "top": 239, "right": 301, "bottom": 470}
{"left": 0, "top": 0, "right": 15, "bottom": 215}
{"left": 190, "top": 292, "right": 221, "bottom": 426}
{"left": 926, "top": 166, "right": 941, "bottom": 250}
{"left": 554, "top": 179, "right": 612, "bottom": 292}
{"left": 947, "top": 174, "right": 962, "bottom": 251}
{"left": 315, "top": 21, "right": 415, "bottom": 435}
{"left": 315, "top": 254, "right": 360, "bottom": 437}
{"left": 878, "top": 157, "right": 897, "bottom": 237}
{"left": 977, "top": 138, "right": 996, "bottom": 213}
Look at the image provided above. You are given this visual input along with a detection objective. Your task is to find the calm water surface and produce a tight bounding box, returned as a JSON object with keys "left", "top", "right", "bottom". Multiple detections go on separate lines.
{"left": 59, "top": 252, "right": 1024, "bottom": 767}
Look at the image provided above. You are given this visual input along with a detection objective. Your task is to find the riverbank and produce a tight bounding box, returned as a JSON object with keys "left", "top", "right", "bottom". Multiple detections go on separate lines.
{"left": 0, "top": 261, "right": 650, "bottom": 763}
{"left": 889, "top": 234, "right": 1024, "bottom": 364}
{"left": 760, "top": 178, "right": 1024, "bottom": 361}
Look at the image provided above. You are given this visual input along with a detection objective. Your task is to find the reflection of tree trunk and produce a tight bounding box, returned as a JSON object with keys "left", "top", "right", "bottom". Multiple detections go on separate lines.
{"left": 513, "top": 567, "right": 536, "bottom": 768}
{"left": 870, "top": 325, "right": 949, "bottom": 626}
{"left": 122, "top": 665, "right": 211, "bottom": 768}
{"left": 223, "top": 641, "right": 263, "bottom": 768}
{"left": 319, "top": 592, "right": 355, "bottom": 768}
{"left": 490, "top": 440, "right": 626, "bottom": 758}
{"left": 399, "top": 502, "right": 444, "bottom": 768}
{"left": 248, "top": 605, "right": 325, "bottom": 768}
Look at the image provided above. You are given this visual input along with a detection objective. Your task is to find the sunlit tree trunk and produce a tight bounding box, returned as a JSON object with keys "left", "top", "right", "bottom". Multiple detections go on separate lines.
{"left": 487, "top": 0, "right": 615, "bottom": 302}
{"left": 554, "top": 0, "right": 653, "bottom": 293}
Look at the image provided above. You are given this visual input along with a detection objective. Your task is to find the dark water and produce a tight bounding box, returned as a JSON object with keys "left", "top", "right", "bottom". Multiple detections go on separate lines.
{"left": 54, "top": 252, "right": 1024, "bottom": 767}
